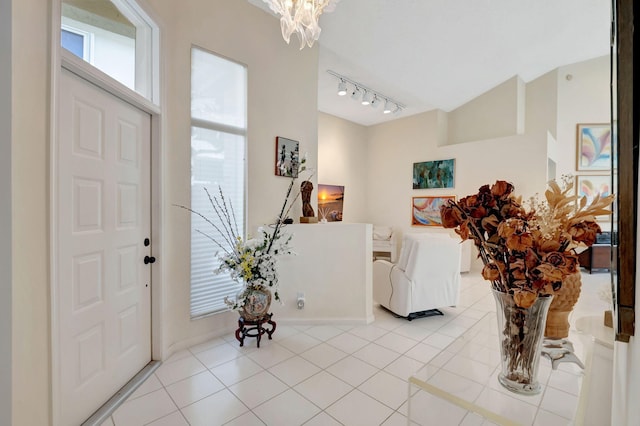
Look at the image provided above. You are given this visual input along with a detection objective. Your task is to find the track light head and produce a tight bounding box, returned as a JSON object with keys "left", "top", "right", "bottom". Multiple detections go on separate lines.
{"left": 361, "top": 91, "right": 372, "bottom": 105}
{"left": 337, "top": 79, "right": 347, "bottom": 96}
{"left": 370, "top": 95, "right": 379, "bottom": 108}
{"left": 351, "top": 86, "right": 361, "bottom": 99}
{"left": 383, "top": 99, "right": 392, "bottom": 114}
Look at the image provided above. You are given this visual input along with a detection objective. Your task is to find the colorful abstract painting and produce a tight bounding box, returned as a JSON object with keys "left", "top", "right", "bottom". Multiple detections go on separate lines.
{"left": 412, "top": 196, "right": 455, "bottom": 227}
{"left": 576, "top": 175, "right": 612, "bottom": 221}
{"left": 577, "top": 124, "right": 612, "bottom": 171}
{"left": 413, "top": 159, "right": 455, "bottom": 189}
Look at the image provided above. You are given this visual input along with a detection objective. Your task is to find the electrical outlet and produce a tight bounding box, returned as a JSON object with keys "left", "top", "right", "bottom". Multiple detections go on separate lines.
{"left": 297, "top": 292, "right": 305, "bottom": 309}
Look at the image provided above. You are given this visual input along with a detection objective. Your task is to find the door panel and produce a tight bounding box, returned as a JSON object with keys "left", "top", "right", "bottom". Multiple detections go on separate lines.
{"left": 57, "top": 68, "right": 151, "bottom": 425}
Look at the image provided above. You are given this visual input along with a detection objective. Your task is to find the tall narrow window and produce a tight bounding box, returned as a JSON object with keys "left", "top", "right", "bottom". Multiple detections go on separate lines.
{"left": 190, "top": 47, "right": 247, "bottom": 318}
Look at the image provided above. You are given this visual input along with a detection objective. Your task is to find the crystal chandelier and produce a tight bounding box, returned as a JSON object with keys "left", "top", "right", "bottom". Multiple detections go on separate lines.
{"left": 262, "top": 0, "right": 340, "bottom": 50}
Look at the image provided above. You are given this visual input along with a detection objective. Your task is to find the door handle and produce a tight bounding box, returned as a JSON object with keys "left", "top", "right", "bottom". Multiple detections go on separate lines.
{"left": 144, "top": 255, "right": 156, "bottom": 264}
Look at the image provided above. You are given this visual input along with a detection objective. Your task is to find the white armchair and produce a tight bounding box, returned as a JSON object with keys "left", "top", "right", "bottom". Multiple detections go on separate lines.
{"left": 373, "top": 233, "right": 461, "bottom": 320}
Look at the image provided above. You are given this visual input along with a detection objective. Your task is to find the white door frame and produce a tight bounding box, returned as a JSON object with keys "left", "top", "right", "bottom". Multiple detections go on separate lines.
{"left": 0, "top": 1, "right": 12, "bottom": 425}
{"left": 49, "top": 3, "right": 164, "bottom": 423}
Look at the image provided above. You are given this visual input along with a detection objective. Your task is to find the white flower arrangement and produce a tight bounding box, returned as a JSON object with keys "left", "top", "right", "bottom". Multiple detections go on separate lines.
{"left": 216, "top": 224, "right": 293, "bottom": 308}
{"left": 178, "top": 154, "right": 312, "bottom": 311}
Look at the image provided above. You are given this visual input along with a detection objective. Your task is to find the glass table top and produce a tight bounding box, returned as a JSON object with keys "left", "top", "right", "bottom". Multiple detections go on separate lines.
{"left": 407, "top": 312, "right": 587, "bottom": 426}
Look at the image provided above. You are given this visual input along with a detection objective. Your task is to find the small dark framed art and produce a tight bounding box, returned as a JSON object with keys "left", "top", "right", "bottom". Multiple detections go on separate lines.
{"left": 275, "top": 136, "right": 300, "bottom": 178}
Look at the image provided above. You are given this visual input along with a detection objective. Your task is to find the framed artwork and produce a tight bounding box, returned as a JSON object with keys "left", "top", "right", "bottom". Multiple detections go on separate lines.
{"left": 275, "top": 136, "right": 300, "bottom": 177}
{"left": 576, "top": 123, "right": 612, "bottom": 171}
{"left": 413, "top": 159, "right": 455, "bottom": 189}
{"left": 576, "top": 175, "right": 612, "bottom": 221}
{"left": 317, "top": 184, "right": 344, "bottom": 222}
{"left": 412, "top": 196, "right": 455, "bottom": 227}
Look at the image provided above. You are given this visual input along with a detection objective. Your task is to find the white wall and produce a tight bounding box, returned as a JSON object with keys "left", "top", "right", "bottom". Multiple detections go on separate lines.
{"left": 365, "top": 110, "right": 443, "bottom": 233}
{"left": 274, "top": 223, "right": 373, "bottom": 324}
{"left": 556, "top": 56, "right": 611, "bottom": 233}
{"left": 1, "top": 0, "right": 12, "bottom": 423}
{"left": 448, "top": 76, "right": 525, "bottom": 145}
{"left": 556, "top": 56, "right": 611, "bottom": 179}
{"left": 318, "top": 112, "right": 368, "bottom": 223}
{"left": 148, "top": 0, "right": 321, "bottom": 355}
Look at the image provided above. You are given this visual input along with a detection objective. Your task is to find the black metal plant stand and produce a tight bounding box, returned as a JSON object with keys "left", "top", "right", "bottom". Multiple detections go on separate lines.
{"left": 235, "top": 313, "right": 277, "bottom": 348}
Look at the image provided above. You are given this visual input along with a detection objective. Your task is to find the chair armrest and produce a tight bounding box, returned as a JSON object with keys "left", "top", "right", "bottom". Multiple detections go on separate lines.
{"left": 373, "top": 260, "right": 414, "bottom": 317}
{"left": 373, "top": 260, "right": 394, "bottom": 307}
{"left": 373, "top": 259, "right": 393, "bottom": 277}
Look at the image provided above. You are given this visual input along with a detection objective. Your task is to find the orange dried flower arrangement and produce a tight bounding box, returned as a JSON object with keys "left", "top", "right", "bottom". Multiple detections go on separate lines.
{"left": 440, "top": 177, "right": 614, "bottom": 308}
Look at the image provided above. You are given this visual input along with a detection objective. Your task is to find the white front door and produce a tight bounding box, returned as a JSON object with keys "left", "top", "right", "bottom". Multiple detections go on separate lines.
{"left": 56, "top": 68, "right": 152, "bottom": 425}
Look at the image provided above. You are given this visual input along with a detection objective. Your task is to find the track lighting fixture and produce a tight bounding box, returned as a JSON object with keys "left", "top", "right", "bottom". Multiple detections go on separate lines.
{"left": 327, "top": 69, "right": 405, "bottom": 115}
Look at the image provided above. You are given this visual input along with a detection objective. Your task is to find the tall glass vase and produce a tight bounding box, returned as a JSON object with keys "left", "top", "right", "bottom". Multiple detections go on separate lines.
{"left": 492, "top": 289, "right": 553, "bottom": 395}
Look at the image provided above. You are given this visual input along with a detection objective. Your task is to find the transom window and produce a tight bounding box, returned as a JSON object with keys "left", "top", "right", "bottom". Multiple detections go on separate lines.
{"left": 60, "top": 0, "right": 158, "bottom": 102}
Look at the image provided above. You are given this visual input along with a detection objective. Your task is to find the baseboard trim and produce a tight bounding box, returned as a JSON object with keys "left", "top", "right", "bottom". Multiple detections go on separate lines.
{"left": 274, "top": 317, "right": 373, "bottom": 326}
{"left": 80, "top": 360, "right": 162, "bottom": 426}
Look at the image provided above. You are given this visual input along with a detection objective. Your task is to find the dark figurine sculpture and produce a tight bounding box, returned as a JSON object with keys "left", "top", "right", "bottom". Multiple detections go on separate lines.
{"left": 300, "top": 180, "right": 315, "bottom": 217}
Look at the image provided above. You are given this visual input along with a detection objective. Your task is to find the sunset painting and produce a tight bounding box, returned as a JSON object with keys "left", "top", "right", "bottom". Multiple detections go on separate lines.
{"left": 317, "top": 184, "right": 344, "bottom": 222}
{"left": 412, "top": 196, "right": 456, "bottom": 227}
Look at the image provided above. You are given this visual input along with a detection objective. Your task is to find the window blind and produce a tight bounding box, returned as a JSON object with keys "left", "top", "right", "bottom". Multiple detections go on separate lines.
{"left": 190, "top": 47, "right": 246, "bottom": 318}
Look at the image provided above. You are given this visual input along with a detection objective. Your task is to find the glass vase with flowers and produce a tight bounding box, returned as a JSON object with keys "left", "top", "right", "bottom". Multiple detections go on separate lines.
{"left": 440, "top": 178, "right": 613, "bottom": 394}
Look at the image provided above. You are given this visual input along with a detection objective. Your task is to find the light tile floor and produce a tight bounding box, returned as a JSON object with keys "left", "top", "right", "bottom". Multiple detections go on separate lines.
{"left": 103, "top": 270, "right": 610, "bottom": 426}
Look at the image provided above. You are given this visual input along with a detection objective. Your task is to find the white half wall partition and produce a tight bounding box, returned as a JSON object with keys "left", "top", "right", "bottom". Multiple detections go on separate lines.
{"left": 272, "top": 223, "right": 374, "bottom": 324}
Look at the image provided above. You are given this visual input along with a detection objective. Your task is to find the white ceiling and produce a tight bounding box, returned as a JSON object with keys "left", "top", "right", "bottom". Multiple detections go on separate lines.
{"left": 249, "top": 0, "right": 611, "bottom": 126}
